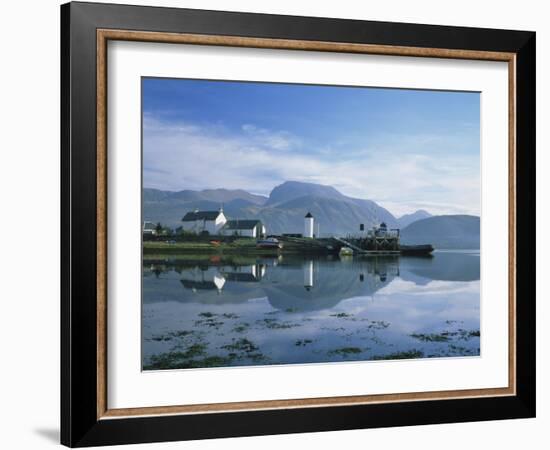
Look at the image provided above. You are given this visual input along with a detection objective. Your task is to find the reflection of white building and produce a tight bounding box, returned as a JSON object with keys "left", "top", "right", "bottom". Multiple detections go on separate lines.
{"left": 220, "top": 220, "right": 266, "bottom": 238}
{"left": 304, "top": 260, "right": 314, "bottom": 290}
{"left": 181, "top": 208, "right": 227, "bottom": 235}
{"left": 212, "top": 274, "right": 226, "bottom": 290}
{"left": 222, "top": 264, "right": 266, "bottom": 282}
{"left": 304, "top": 212, "right": 314, "bottom": 238}
{"left": 181, "top": 264, "right": 267, "bottom": 295}
{"left": 180, "top": 267, "right": 226, "bottom": 293}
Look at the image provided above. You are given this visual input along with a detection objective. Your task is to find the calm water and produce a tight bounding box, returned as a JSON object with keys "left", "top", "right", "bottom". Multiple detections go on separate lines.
{"left": 142, "top": 251, "right": 480, "bottom": 370}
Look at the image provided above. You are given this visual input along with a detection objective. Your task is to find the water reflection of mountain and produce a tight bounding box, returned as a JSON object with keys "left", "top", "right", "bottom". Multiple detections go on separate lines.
{"left": 263, "top": 258, "right": 397, "bottom": 311}
{"left": 142, "top": 252, "right": 479, "bottom": 311}
{"left": 143, "top": 263, "right": 267, "bottom": 305}
{"left": 399, "top": 251, "right": 480, "bottom": 284}
{"left": 180, "top": 267, "right": 226, "bottom": 291}
{"left": 143, "top": 256, "right": 399, "bottom": 311}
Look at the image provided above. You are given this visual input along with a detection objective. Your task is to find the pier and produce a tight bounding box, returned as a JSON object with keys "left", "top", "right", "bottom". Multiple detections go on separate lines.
{"left": 144, "top": 214, "right": 433, "bottom": 257}
{"left": 332, "top": 222, "right": 402, "bottom": 255}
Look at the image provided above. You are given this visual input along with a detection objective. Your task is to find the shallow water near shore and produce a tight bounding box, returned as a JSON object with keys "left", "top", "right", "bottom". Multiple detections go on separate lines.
{"left": 142, "top": 250, "right": 480, "bottom": 370}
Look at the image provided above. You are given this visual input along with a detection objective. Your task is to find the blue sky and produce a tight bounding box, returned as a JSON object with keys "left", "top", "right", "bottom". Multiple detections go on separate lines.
{"left": 143, "top": 78, "right": 480, "bottom": 216}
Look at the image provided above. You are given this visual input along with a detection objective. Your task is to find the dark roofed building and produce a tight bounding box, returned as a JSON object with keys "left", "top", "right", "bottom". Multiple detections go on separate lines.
{"left": 220, "top": 219, "right": 266, "bottom": 238}
{"left": 180, "top": 208, "right": 227, "bottom": 235}
{"left": 180, "top": 269, "right": 226, "bottom": 292}
{"left": 181, "top": 280, "right": 219, "bottom": 290}
{"left": 224, "top": 273, "right": 261, "bottom": 282}
{"left": 222, "top": 263, "right": 266, "bottom": 282}
{"left": 182, "top": 210, "right": 222, "bottom": 221}
{"left": 224, "top": 219, "right": 262, "bottom": 230}
{"left": 143, "top": 221, "right": 157, "bottom": 235}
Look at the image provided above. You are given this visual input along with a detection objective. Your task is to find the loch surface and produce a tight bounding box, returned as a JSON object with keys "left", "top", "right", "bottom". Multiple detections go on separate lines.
{"left": 142, "top": 251, "right": 480, "bottom": 370}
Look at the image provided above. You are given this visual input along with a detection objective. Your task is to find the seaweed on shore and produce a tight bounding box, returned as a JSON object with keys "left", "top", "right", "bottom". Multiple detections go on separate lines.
{"left": 232, "top": 323, "right": 250, "bottom": 333}
{"left": 194, "top": 317, "right": 225, "bottom": 329}
{"left": 327, "top": 347, "right": 363, "bottom": 356}
{"left": 144, "top": 353, "right": 235, "bottom": 370}
{"left": 372, "top": 349, "right": 424, "bottom": 360}
{"left": 144, "top": 343, "right": 210, "bottom": 369}
{"left": 221, "top": 338, "right": 259, "bottom": 353}
{"left": 410, "top": 329, "right": 480, "bottom": 343}
{"left": 148, "top": 329, "right": 200, "bottom": 342}
{"left": 367, "top": 320, "right": 390, "bottom": 330}
{"left": 259, "top": 318, "right": 301, "bottom": 330}
{"left": 221, "top": 338, "right": 269, "bottom": 364}
{"left": 410, "top": 333, "right": 450, "bottom": 342}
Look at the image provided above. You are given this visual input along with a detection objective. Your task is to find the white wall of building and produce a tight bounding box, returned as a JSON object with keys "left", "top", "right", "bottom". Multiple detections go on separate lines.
{"left": 219, "top": 227, "right": 255, "bottom": 237}
{"left": 181, "top": 212, "right": 227, "bottom": 234}
{"left": 304, "top": 216, "right": 314, "bottom": 238}
{"left": 214, "top": 212, "right": 227, "bottom": 233}
{"left": 180, "top": 220, "right": 199, "bottom": 233}
{"left": 220, "top": 222, "right": 264, "bottom": 238}
{"left": 205, "top": 219, "right": 217, "bottom": 235}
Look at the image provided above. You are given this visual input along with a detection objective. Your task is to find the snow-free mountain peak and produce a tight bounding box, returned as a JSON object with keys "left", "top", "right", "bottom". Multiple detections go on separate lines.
{"left": 397, "top": 209, "right": 433, "bottom": 228}
{"left": 266, "top": 181, "right": 345, "bottom": 206}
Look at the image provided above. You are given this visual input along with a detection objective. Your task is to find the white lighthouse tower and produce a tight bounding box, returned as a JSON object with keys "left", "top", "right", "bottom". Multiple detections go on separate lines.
{"left": 304, "top": 212, "right": 314, "bottom": 238}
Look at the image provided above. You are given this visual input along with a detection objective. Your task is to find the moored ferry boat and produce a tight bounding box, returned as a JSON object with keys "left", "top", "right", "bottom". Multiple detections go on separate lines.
{"left": 399, "top": 244, "right": 434, "bottom": 255}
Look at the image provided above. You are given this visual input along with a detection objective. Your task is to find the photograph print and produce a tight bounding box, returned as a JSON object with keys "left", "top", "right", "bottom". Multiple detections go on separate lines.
{"left": 141, "top": 78, "right": 481, "bottom": 371}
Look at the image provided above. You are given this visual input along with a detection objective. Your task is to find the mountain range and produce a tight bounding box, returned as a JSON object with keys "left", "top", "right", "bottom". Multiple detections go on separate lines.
{"left": 400, "top": 215, "right": 480, "bottom": 249}
{"left": 143, "top": 181, "right": 479, "bottom": 248}
{"left": 397, "top": 209, "right": 432, "bottom": 228}
{"left": 144, "top": 181, "right": 400, "bottom": 235}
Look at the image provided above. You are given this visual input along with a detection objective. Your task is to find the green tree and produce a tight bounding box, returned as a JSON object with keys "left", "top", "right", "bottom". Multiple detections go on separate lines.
{"left": 155, "top": 222, "right": 163, "bottom": 235}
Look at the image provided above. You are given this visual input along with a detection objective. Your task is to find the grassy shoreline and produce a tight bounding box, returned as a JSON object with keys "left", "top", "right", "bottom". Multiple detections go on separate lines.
{"left": 143, "top": 240, "right": 279, "bottom": 255}
{"left": 143, "top": 238, "right": 334, "bottom": 258}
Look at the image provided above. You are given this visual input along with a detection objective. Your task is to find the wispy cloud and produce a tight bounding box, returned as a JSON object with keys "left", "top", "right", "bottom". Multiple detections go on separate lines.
{"left": 143, "top": 115, "right": 480, "bottom": 217}
{"left": 240, "top": 124, "right": 301, "bottom": 151}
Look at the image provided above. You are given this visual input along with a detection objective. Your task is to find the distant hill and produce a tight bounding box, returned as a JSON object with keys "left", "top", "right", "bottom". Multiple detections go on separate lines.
{"left": 397, "top": 209, "right": 432, "bottom": 228}
{"left": 266, "top": 181, "right": 345, "bottom": 206}
{"left": 400, "top": 215, "right": 480, "bottom": 249}
{"left": 143, "top": 188, "right": 267, "bottom": 230}
{"left": 143, "top": 188, "right": 267, "bottom": 205}
{"left": 143, "top": 181, "right": 398, "bottom": 235}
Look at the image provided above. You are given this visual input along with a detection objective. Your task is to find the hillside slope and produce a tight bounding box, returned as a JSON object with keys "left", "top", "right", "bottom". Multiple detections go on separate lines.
{"left": 400, "top": 215, "right": 480, "bottom": 249}
{"left": 143, "top": 181, "right": 398, "bottom": 235}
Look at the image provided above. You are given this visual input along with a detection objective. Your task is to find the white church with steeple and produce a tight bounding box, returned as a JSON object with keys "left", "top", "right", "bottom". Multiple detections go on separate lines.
{"left": 180, "top": 206, "right": 227, "bottom": 235}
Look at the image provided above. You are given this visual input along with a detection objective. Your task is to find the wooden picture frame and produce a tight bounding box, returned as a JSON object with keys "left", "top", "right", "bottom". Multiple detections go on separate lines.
{"left": 61, "top": 1, "right": 535, "bottom": 447}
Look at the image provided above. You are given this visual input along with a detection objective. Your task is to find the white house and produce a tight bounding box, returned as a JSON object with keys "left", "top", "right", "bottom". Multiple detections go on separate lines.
{"left": 143, "top": 221, "right": 157, "bottom": 236}
{"left": 181, "top": 208, "right": 227, "bottom": 235}
{"left": 220, "top": 219, "right": 266, "bottom": 238}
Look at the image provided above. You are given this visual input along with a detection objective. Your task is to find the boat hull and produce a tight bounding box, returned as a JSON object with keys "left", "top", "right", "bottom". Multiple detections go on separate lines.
{"left": 399, "top": 244, "right": 434, "bottom": 255}
{"left": 256, "top": 239, "right": 283, "bottom": 249}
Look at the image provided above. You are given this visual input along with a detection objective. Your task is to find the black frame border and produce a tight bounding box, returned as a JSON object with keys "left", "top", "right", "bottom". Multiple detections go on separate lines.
{"left": 61, "top": 2, "right": 536, "bottom": 447}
